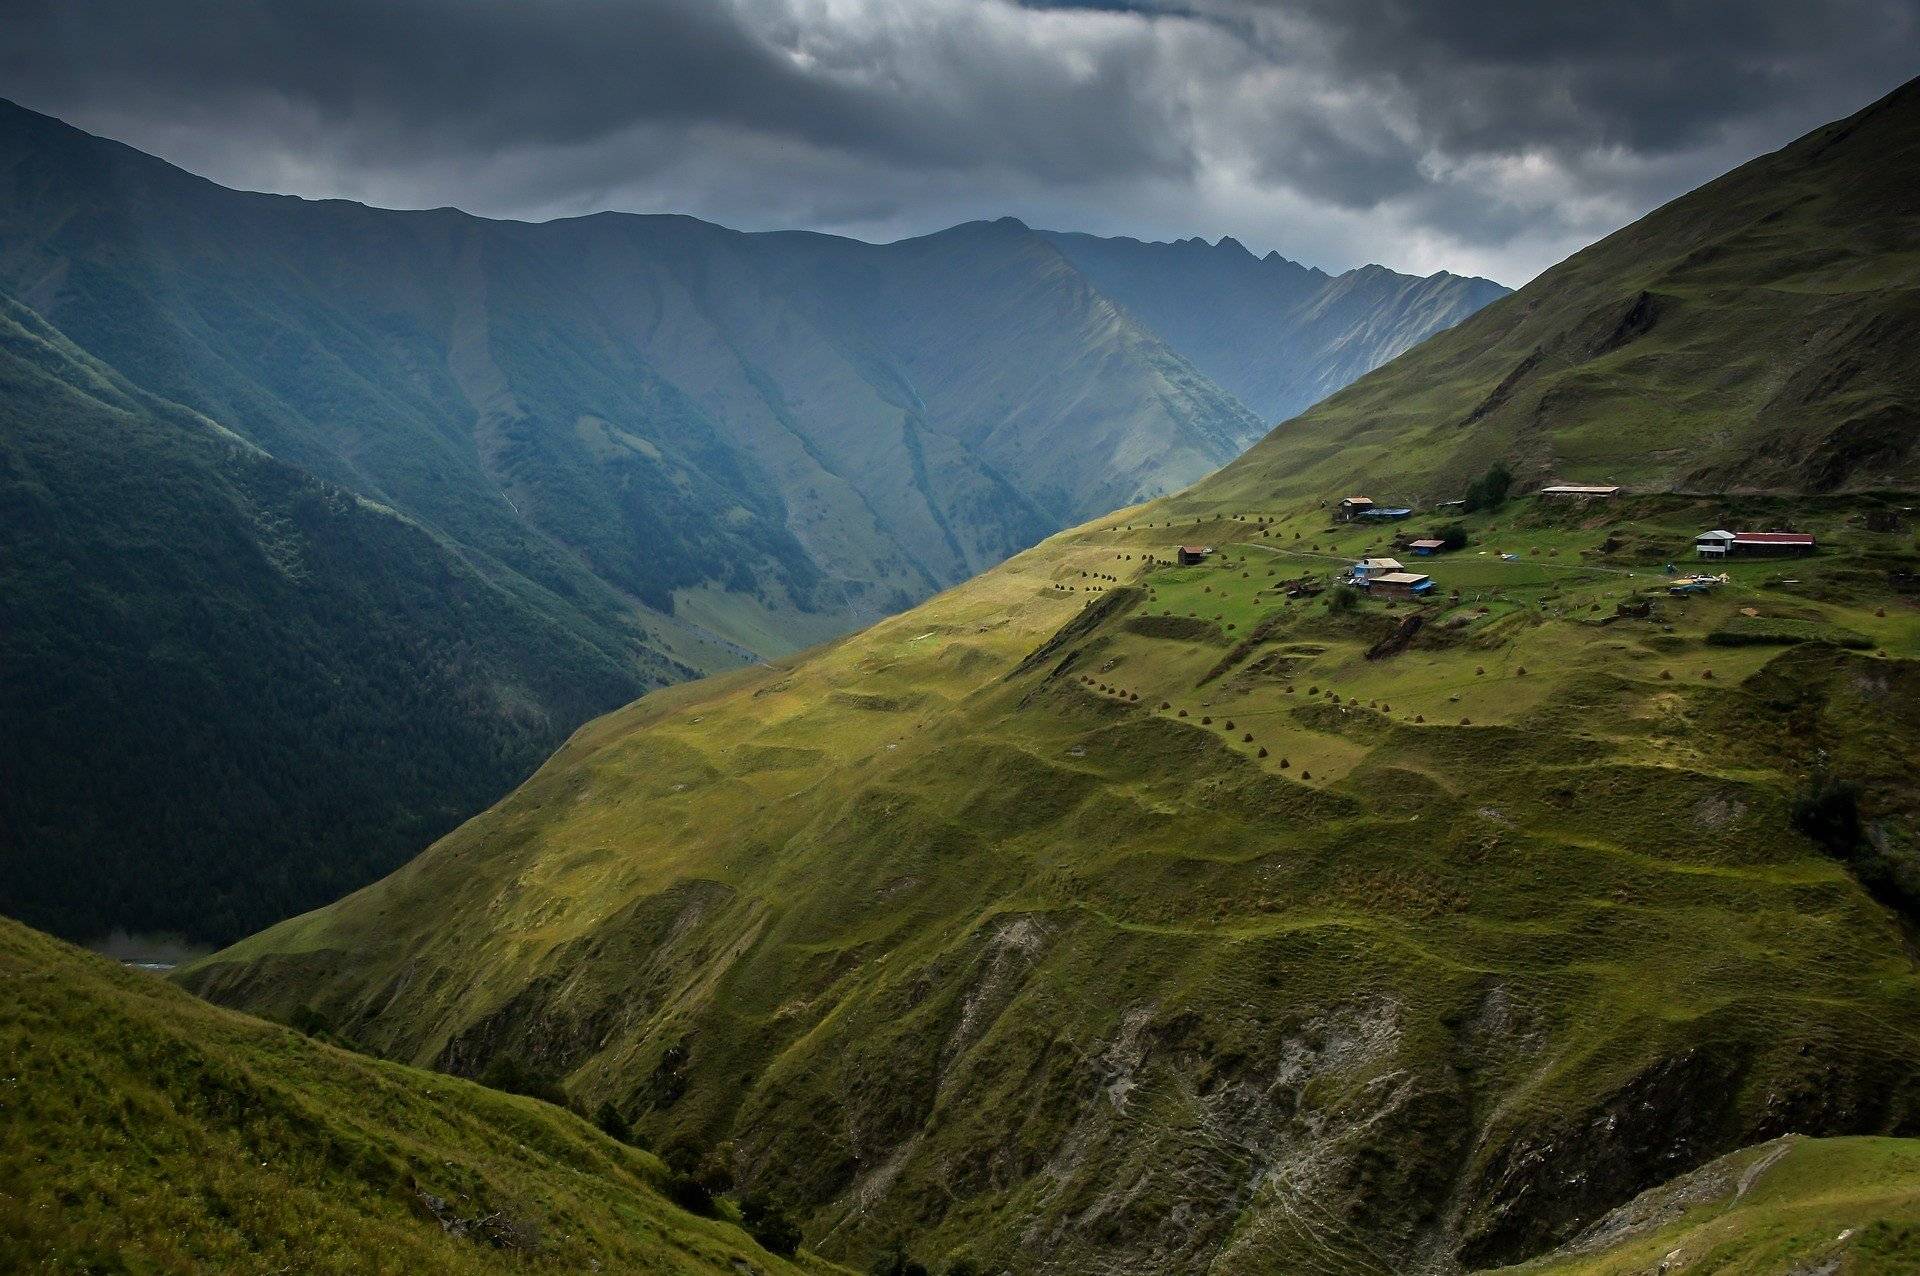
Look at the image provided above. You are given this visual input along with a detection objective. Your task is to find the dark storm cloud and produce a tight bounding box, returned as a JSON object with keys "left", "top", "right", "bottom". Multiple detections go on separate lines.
{"left": 3, "top": 0, "right": 1914, "bottom": 282}
{"left": 2, "top": 0, "right": 1191, "bottom": 178}
{"left": 1255, "top": 0, "right": 1914, "bottom": 155}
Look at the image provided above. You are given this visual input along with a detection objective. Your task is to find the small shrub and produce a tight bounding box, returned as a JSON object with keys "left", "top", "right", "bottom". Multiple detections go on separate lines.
{"left": 871, "top": 1244, "right": 930, "bottom": 1276}
{"left": 1463, "top": 462, "right": 1513, "bottom": 513}
{"left": 740, "top": 1194, "right": 803, "bottom": 1258}
{"left": 1792, "top": 774, "right": 1864, "bottom": 859}
{"left": 593, "top": 1101, "right": 631, "bottom": 1144}
{"left": 664, "top": 1172, "right": 716, "bottom": 1218}
{"left": 477, "top": 1057, "right": 570, "bottom": 1109}
{"left": 1791, "top": 775, "right": 1920, "bottom": 925}
{"left": 286, "top": 1005, "right": 333, "bottom": 1038}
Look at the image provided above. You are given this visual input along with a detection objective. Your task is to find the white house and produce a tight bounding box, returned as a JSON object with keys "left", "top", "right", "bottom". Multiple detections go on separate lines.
{"left": 1695, "top": 530, "right": 1735, "bottom": 559}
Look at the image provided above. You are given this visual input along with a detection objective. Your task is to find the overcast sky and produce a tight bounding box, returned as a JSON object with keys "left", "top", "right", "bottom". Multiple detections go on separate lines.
{"left": 5, "top": 0, "right": 1915, "bottom": 284}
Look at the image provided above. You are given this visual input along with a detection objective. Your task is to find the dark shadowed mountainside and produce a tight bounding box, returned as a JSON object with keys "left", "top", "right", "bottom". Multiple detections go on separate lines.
{"left": 0, "top": 295, "right": 650, "bottom": 942}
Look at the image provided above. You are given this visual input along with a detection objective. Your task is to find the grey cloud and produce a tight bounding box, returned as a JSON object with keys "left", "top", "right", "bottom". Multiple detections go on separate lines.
{"left": 2, "top": 0, "right": 1192, "bottom": 177}
{"left": 2, "top": 0, "right": 1914, "bottom": 283}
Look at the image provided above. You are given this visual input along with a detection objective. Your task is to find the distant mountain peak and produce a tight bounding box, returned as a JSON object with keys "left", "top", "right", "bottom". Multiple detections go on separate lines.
{"left": 1039, "top": 228, "right": 1510, "bottom": 422}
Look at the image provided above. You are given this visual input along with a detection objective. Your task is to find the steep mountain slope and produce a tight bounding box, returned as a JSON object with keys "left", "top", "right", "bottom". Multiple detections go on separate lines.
{"left": 1042, "top": 230, "right": 1510, "bottom": 422}
{"left": 0, "top": 915, "right": 840, "bottom": 1274}
{"left": 184, "top": 82, "right": 1920, "bottom": 1274}
{"left": 183, "top": 488, "right": 1920, "bottom": 1274}
{"left": 0, "top": 99, "right": 1276, "bottom": 943}
{"left": 0, "top": 295, "right": 647, "bottom": 944}
{"left": 1195, "top": 77, "right": 1920, "bottom": 508}
{"left": 0, "top": 97, "right": 1268, "bottom": 661}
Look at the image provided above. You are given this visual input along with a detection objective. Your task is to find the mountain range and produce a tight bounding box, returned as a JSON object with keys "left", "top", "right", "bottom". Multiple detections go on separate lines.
{"left": 181, "top": 79, "right": 1920, "bottom": 1274}
{"left": 0, "top": 97, "right": 1504, "bottom": 944}
{"left": 1041, "top": 229, "right": 1509, "bottom": 424}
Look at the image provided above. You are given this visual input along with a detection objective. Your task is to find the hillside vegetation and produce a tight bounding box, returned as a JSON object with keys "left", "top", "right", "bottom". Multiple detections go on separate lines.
{"left": 187, "top": 487, "right": 1920, "bottom": 1273}
{"left": 1194, "top": 76, "right": 1920, "bottom": 507}
{"left": 0, "top": 915, "right": 843, "bottom": 1274}
{"left": 182, "top": 80, "right": 1920, "bottom": 1274}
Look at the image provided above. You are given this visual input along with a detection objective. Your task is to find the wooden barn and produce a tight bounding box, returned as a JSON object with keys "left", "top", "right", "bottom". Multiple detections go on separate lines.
{"left": 1695, "top": 530, "right": 1815, "bottom": 558}
{"left": 1337, "top": 497, "right": 1376, "bottom": 521}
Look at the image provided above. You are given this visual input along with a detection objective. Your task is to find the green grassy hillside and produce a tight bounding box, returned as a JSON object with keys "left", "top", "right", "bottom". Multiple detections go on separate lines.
{"left": 185, "top": 485, "right": 1920, "bottom": 1273}
{"left": 1491, "top": 1135, "right": 1920, "bottom": 1275}
{"left": 1191, "top": 77, "right": 1920, "bottom": 508}
{"left": 0, "top": 914, "right": 844, "bottom": 1274}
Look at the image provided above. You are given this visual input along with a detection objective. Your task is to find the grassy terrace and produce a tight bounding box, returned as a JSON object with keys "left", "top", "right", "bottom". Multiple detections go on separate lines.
{"left": 1063, "top": 493, "right": 1919, "bottom": 788}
